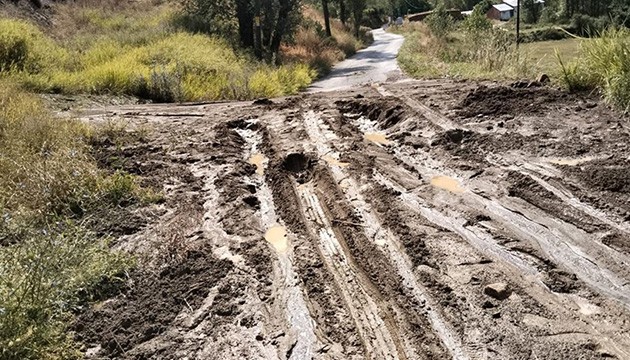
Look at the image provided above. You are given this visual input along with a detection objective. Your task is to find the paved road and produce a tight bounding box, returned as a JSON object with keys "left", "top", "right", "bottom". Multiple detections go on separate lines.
{"left": 308, "top": 28, "right": 405, "bottom": 92}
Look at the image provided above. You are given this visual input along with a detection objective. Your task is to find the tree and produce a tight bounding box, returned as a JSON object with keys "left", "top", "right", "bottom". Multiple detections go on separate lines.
{"left": 349, "top": 0, "right": 367, "bottom": 37}
{"left": 322, "top": 0, "right": 332, "bottom": 36}
{"left": 522, "top": 0, "right": 542, "bottom": 23}
{"left": 464, "top": 2, "right": 492, "bottom": 33}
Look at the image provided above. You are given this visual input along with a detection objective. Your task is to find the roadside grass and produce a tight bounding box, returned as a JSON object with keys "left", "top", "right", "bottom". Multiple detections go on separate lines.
{"left": 0, "top": 2, "right": 319, "bottom": 102}
{"left": 0, "top": 1, "right": 368, "bottom": 102}
{"left": 522, "top": 38, "right": 581, "bottom": 76}
{"left": 396, "top": 23, "right": 527, "bottom": 80}
{"left": 0, "top": 82, "right": 153, "bottom": 359}
{"left": 556, "top": 28, "right": 630, "bottom": 111}
{"left": 395, "top": 22, "right": 580, "bottom": 82}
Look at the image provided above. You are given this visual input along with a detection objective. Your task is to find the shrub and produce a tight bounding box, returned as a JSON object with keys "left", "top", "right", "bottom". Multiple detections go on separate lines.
{"left": 0, "top": 83, "right": 138, "bottom": 359}
{"left": 426, "top": 4, "right": 454, "bottom": 39}
{"left": 463, "top": 3, "right": 493, "bottom": 34}
{"left": 0, "top": 19, "right": 68, "bottom": 73}
{"left": 559, "top": 28, "right": 630, "bottom": 111}
{"left": 571, "top": 14, "right": 610, "bottom": 37}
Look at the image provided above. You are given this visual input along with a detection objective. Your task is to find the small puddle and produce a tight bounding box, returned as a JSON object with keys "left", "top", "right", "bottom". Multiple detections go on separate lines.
{"left": 265, "top": 225, "right": 288, "bottom": 253}
{"left": 546, "top": 156, "right": 595, "bottom": 166}
{"left": 322, "top": 155, "right": 350, "bottom": 167}
{"left": 364, "top": 133, "right": 391, "bottom": 145}
{"left": 431, "top": 176, "right": 465, "bottom": 193}
{"left": 249, "top": 153, "right": 266, "bottom": 175}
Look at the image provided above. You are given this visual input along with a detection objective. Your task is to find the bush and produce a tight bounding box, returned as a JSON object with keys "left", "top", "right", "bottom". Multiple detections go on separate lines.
{"left": 559, "top": 28, "right": 630, "bottom": 111}
{"left": 463, "top": 4, "right": 493, "bottom": 34}
{"left": 571, "top": 14, "right": 610, "bottom": 37}
{"left": 426, "top": 4, "right": 454, "bottom": 39}
{"left": 0, "top": 19, "right": 68, "bottom": 73}
{"left": 0, "top": 83, "right": 138, "bottom": 359}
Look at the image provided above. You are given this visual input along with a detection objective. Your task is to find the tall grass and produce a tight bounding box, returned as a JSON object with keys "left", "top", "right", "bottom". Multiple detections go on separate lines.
{"left": 558, "top": 28, "right": 630, "bottom": 111}
{"left": 0, "top": 83, "right": 147, "bottom": 359}
{"left": 0, "top": 3, "right": 317, "bottom": 102}
{"left": 396, "top": 22, "right": 533, "bottom": 80}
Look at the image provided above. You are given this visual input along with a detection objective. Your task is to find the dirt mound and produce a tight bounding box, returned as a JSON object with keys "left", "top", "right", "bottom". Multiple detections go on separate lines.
{"left": 74, "top": 249, "right": 234, "bottom": 357}
{"left": 458, "top": 85, "right": 567, "bottom": 118}
{"left": 336, "top": 99, "right": 407, "bottom": 129}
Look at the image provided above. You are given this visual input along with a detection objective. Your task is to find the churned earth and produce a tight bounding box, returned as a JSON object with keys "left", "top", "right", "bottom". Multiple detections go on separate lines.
{"left": 72, "top": 30, "right": 630, "bottom": 360}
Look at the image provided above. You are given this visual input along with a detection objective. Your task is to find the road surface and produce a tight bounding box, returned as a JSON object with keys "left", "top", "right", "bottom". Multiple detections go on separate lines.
{"left": 308, "top": 28, "right": 405, "bottom": 92}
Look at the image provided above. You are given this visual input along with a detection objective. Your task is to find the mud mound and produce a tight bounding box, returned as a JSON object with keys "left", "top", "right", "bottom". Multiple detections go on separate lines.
{"left": 336, "top": 99, "right": 407, "bottom": 129}
{"left": 458, "top": 85, "right": 566, "bottom": 118}
{"left": 74, "top": 250, "right": 234, "bottom": 357}
{"left": 576, "top": 163, "right": 630, "bottom": 194}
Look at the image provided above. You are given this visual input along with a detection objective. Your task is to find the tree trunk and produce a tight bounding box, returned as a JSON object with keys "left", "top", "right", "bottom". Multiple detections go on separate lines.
{"left": 323, "top": 0, "right": 332, "bottom": 37}
{"left": 339, "top": 0, "right": 347, "bottom": 25}
{"left": 236, "top": 0, "right": 255, "bottom": 48}
{"left": 270, "top": 0, "right": 296, "bottom": 64}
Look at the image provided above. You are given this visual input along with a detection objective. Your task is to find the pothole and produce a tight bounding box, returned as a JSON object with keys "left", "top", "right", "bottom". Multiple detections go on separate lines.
{"left": 283, "top": 153, "right": 312, "bottom": 173}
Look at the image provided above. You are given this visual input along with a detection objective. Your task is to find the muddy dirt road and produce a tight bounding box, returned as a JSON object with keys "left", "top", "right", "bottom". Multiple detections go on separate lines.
{"left": 72, "top": 34, "right": 630, "bottom": 359}
{"left": 308, "top": 28, "right": 404, "bottom": 92}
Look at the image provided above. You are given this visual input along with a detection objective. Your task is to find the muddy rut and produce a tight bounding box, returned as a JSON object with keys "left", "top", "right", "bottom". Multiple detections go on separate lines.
{"left": 76, "top": 80, "right": 630, "bottom": 359}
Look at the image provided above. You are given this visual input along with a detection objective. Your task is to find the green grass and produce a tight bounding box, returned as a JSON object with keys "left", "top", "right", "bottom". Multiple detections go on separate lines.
{"left": 395, "top": 23, "right": 580, "bottom": 82}
{"left": 522, "top": 38, "right": 581, "bottom": 76}
{"left": 0, "top": 4, "right": 317, "bottom": 102}
{"left": 0, "top": 82, "right": 153, "bottom": 360}
{"left": 556, "top": 28, "right": 630, "bottom": 111}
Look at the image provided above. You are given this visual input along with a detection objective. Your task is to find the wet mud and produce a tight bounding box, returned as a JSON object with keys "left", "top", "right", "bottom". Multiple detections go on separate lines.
{"left": 75, "top": 79, "right": 630, "bottom": 359}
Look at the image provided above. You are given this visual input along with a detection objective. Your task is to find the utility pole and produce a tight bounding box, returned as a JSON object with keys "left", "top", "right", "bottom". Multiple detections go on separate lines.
{"left": 516, "top": 0, "right": 521, "bottom": 49}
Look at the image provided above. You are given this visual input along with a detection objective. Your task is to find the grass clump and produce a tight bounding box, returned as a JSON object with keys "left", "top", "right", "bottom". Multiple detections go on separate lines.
{"left": 0, "top": 1, "right": 366, "bottom": 102}
{"left": 0, "top": 83, "right": 149, "bottom": 359}
{"left": 558, "top": 28, "right": 630, "bottom": 111}
{"left": 396, "top": 21, "right": 533, "bottom": 80}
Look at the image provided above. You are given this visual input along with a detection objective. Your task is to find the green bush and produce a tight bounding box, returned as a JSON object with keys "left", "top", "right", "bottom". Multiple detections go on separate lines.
{"left": 426, "top": 4, "right": 454, "bottom": 39}
{"left": 0, "top": 19, "right": 68, "bottom": 73}
{"left": 559, "top": 28, "right": 630, "bottom": 111}
{"left": 0, "top": 83, "right": 138, "bottom": 360}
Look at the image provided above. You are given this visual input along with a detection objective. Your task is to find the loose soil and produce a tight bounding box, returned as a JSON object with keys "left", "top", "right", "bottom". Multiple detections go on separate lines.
{"left": 74, "top": 79, "right": 630, "bottom": 359}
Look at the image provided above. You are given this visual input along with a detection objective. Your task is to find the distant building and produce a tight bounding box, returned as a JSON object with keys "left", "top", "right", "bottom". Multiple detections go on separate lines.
{"left": 502, "top": 0, "right": 545, "bottom": 15}
{"left": 461, "top": 10, "right": 473, "bottom": 17}
{"left": 487, "top": 4, "right": 515, "bottom": 21}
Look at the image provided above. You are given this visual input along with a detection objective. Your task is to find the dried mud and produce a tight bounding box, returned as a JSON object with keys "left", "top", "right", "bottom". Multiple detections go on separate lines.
{"left": 75, "top": 80, "right": 630, "bottom": 359}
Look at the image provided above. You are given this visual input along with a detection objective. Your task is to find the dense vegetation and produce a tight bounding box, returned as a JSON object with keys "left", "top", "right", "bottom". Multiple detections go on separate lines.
{"left": 0, "top": 0, "right": 372, "bottom": 102}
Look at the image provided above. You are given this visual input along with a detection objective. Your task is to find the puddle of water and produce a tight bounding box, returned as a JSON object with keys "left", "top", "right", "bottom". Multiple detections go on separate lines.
{"left": 364, "top": 133, "right": 391, "bottom": 145}
{"left": 265, "top": 225, "right": 288, "bottom": 253}
{"left": 547, "top": 156, "right": 595, "bottom": 166}
{"left": 431, "top": 176, "right": 465, "bottom": 194}
{"left": 322, "top": 155, "right": 350, "bottom": 167}
{"left": 249, "top": 153, "right": 266, "bottom": 175}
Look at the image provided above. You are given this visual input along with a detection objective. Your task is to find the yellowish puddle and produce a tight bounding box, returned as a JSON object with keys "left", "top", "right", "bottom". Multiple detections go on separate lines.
{"left": 364, "top": 133, "right": 391, "bottom": 145}
{"left": 547, "top": 157, "right": 595, "bottom": 166}
{"left": 249, "top": 153, "right": 266, "bottom": 175}
{"left": 323, "top": 155, "right": 350, "bottom": 167}
{"left": 431, "top": 176, "right": 465, "bottom": 194}
{"left": 265, "top": 225, "right": 289, "bottom": 253}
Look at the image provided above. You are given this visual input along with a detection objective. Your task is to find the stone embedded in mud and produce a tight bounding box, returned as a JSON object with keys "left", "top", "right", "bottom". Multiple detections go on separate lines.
{"left": 484, "top": 283, "right": 511, "bottom": 300}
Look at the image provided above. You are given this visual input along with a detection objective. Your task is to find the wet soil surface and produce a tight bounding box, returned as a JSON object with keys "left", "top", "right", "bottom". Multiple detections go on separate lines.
{"left": 75, "top": 80, "right": 630, "bottom": 359}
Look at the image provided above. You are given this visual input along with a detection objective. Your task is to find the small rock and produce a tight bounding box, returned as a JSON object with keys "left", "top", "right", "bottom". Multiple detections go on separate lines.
{"left": 492, "top": 311, "right": 502, "bottom": 319}
{"left": 482, "top": 300, "right": 495, "bottom": 309}
{"left": 355, "top": 94, "right": 365, "bottom": 99}
{"left": 484, "top": 282, "right": 511, "bottom": 300}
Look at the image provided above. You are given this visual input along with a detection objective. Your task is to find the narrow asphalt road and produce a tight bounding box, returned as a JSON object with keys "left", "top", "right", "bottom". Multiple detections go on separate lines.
{"left": 308, "top": 28, "right": 405, "bottom": 92}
